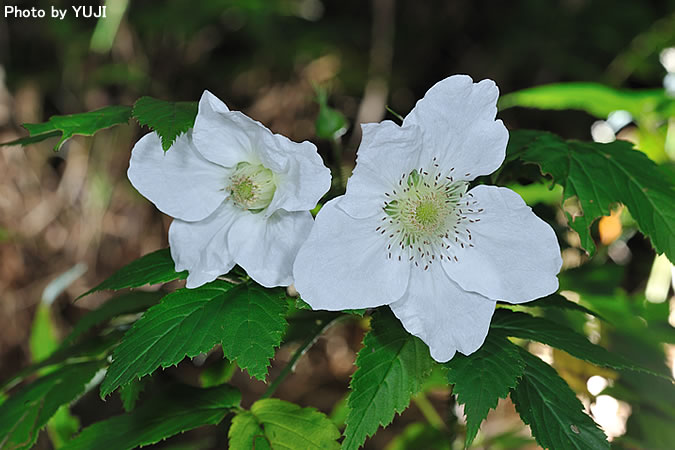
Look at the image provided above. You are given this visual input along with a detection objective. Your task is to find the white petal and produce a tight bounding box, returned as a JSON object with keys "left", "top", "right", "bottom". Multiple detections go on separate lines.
{"left": 192, "top": 91, "right": 261, "bottom": 168}
{"left": 390, "top": 268, "right": 496, "bottom": 362}
{"left": 443, "top": 185, "right": 562, "bottom": 303}
{"left": 403, "top": 75, "right": 508, "bottom": 181}
{"left": 262, "top": 133, "right": 331, "bottom": 215}
{"left": 293, "top": 197, "right": 410, "bottom": 310}
{"left": 127, "top": 131, "right": 227, "bottom": 221}
{"left": 227, "top": 209, "right": 314, "bottom": 288}
{"left": 168, "top": 201, "right": 239, "bottom": 288}
{"left": 338, "top": 121, "right": 422, "bottom": 219}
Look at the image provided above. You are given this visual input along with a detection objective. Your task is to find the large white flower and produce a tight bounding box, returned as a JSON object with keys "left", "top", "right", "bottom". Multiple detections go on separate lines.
{"left": 293, "top": 75, "right": 562, "bottom": 362}
{"left": 128, "top": 91, "right": 331, "bottom": 289}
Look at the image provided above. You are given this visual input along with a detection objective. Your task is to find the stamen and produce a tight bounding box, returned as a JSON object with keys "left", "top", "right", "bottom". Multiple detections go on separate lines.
{"left": 375, "top": 160, "right": 483, "bottom": 268}
{"left": 228, "top": 162, "right": 276, "bottom": 211}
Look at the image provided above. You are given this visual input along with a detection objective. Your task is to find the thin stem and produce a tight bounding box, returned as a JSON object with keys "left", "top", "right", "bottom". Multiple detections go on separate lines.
{"left": 413, "top": 392, "right": 447, "bottom": 430}
{"left": 385, "top": 105, "right": 404, "bottom": 123}
{"left": 330, "top": 138, "right": 345, "bottom": 190}
{"left": 261, "top": 315, "right": 351, "bottom": 399}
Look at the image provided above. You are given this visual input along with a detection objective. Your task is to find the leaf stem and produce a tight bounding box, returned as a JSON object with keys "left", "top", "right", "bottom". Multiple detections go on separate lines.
{"left": 261, "top": 315, "right": 351, "bottom": 399}
{"left": 413, "top": 392, "right": 447, "bottom": 430}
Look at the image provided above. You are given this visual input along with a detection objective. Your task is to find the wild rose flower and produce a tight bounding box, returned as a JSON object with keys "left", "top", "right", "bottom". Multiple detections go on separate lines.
{"left": 128, "top": 91, "right": 331, "bottom": 289}
{"left": 293, "top": 75, "right": 562, "bottom": 362}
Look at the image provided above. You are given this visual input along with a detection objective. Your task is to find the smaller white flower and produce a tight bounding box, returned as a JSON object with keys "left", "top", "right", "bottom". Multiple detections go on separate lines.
{"left": 293, "top": 75, "right": 562, "bottom": 362}
{"left": 128, "top": 91, "right": 331, "bottom": 289}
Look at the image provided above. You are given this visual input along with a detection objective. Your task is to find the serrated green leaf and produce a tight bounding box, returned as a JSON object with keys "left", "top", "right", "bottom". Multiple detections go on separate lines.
{"left": 508, "top": 130, "right": 675, "bottom": 261}
{"left": 491, "top": 310, "right": 656, "bottom": 374}
{"left": 343, "top": 309, "right": 435, "bottom": 450}
{"left": 0, "top": 361, "right": 104, "bottom": 450}
{"left": 78, "top": 248, "right": 186, "bottom": 299}
{"left": 218, "top": 285, "right": 288, "bottom": 379}
{"left": 64, "top": 291, "right": 163, "bottom": 345}
{"left": 0, "top": 106, "right": 132, "bottom": 151}
{"left": 64, "top": 384, "right": 240, "bottom": 450}
{"left": 511, "top": 349, "right": 609, "bottom": 450}
{"left": 515, "top": 293, "right": 605, "bottom": 320}
{"left": 100, "top": 281, "right": 287, "bottom": 397}
{"left": 132, "top": 97, "right": 198, "bottom": 151}
{"left": 499, "top": 82, "right": 675, "bottom": 119}
{"left": 229, "top": 398, "right": 340, "bottom": 450}
{"left": 445, "top": 331, "right": 525, "bottom": 447}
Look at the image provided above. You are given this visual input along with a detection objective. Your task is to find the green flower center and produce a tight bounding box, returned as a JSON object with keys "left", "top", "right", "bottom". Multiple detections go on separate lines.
{"left": 415, "top": 200, "right": 442, "bottom": 228}
{"left": 228, "top": 162, "right": 276, "bottom": 211}
{"left": 378, "top": 163, "right": 482, "bottom": 269}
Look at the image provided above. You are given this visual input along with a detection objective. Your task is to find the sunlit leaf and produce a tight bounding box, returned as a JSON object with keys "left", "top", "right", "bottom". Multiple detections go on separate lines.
{"left": 0, "top": 106, "right": 132, "bottom": 151}
{"left": 499, "top": 82, "right": 674, "bottom": 119}
{"left": 508, "top": 130, "right": 675, "bottom": 262}
{"left": 229, "top": 398, "right": 340, "bottom": 450}
{"left": 516, "top": 293, "right": 605, "bottom": 320}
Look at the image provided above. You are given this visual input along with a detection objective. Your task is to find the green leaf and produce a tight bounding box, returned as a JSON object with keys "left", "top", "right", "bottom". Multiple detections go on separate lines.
{"left": 0, "top": 131, "right": 62, "bottom": 147}
{"left": 200, "top": 358, "right": 237, "bottom": 388}
{"left": 46, "top": 405, "right": 81, "bottom": 448}
{"left": 0, "top": 330, "right": 122, "bottom": 393}
{"left": 229, "top": 398, "right": 340, "bottom": 450}
{"left": 515, "top": 293, "right": 605, "bottom": 321}
{"left": 100, "top": 281, "right": 287, "bottom": 397}
{"left": 511, "top": 349, "right": 609, "bottom": 450}
{"left": 119, "top": 377, "right": 146, "bottom": 412}
{"left": 343, "top": 309, "right": 435, "bottom": 450}
{"left": 0, "top": 361, "right": 104, "bottom": 450}
{"left": 0, "top": 106, "right": 132, "bottom": 151}
{"left": 508, "top": 130, "right": 675, "bottom": 261}
{"left": 499, "top": 82, "right": 674, "bottom": 120}
{"left": 491, "top": 310, "right": 655, "bottom": 374}
{"left": 29, "top": 303, "right": 60, "bottom": 363}
{"left": 63, "top": 384, "right": 241, "bottom": 450}
{"left": 315, "top": 88, "right": 347, "bottom": 140}
{"left": 78, "top": 248, "right": 187, "bottom": 299}
{"left": 445, "top": 331, "right": 525, "bottom": 447}
{"left": 132, "top": 97, "right": 198, "bottom": 151}
{"left": 64, "top": 291, "right": 163, "bottom": 345}
{"left": 385, "top": 422, "right": 450, "bottom": 450}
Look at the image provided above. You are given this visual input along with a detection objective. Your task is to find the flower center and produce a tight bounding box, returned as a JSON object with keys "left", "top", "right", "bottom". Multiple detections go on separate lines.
{"left": 228, "top": 162, "right": 276, "bottom": 211}
{"left": 415, "top": 201, "right": 440, "bottom": 227}
{"left": 377, "top": 160, "right": 483, "bottom": 269}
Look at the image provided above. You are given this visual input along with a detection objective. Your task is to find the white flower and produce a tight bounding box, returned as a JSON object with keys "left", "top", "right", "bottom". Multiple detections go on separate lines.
{"left": 293, "top": 75, "right": 562, "bottom": 362}
{"left": 128, "top": 91, "right": 331, "bottom": 289}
